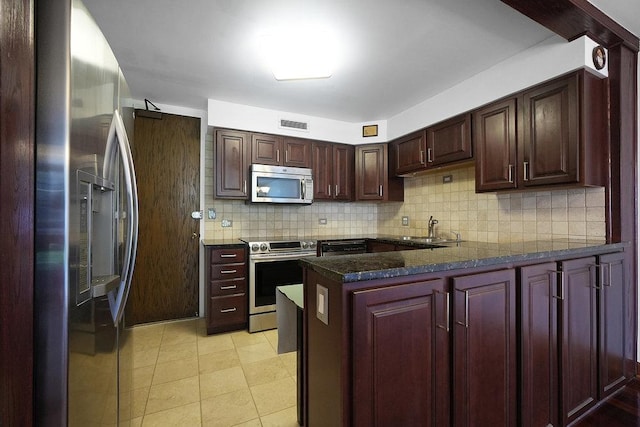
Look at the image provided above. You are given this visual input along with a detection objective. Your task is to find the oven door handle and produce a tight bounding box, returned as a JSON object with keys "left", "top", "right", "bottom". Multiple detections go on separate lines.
{"left": 250, "top": 253, "right": 316, "bottom": 261}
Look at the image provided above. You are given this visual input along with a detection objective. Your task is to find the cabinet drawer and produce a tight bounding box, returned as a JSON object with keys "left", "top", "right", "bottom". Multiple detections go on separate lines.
{"left": 210, "top": 262, "right": 246, "bottom": 280}
{"left": 209, "top": 294, "right": 246, "bottom": 326}
{"left": 210, "top": 248, "right": 245, "bottom": 264}
{"left": 210, "top": 277, "right": 247, "bottom": 296}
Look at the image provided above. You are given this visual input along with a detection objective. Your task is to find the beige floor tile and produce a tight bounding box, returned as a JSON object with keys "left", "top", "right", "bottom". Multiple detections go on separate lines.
{"left": 250, "top": 377, "right": 296, "bottom": 416}
{"left": 198, "top": 333, "right": 235, "bottom": 355}
{"left": 260, "top": 406, "right": 298, "bottom": 427}
{"left": 242, "top": 357, "right": 290, "bottom": 387}
{"left": 161, "top": 329, "right": 197, "bottom": 348}
{"left": 131, "top": 333, "right": 163, "bottom": 352}
{"left": 120, "top": 365, "right": 155, "bottom": 391}
{"left": 201, "top": 389, "right": 258, "bottom": 427}
{"left": 157, "top": 341, "right": 198, "bottom": 364}
{"left": 152, "top": 357, "right": 199, "bottom": 385}
{"left": 145, "top": 376, "right": 200, "bottom": 415}
{"left": 200, "top": 366, "right": 248, "bottom": 400}
{"left": 232, "top": 419, "right": 262, "bottom": 427}
{"left": 163, "top": 319, "right": 198, "bottom": 334}
{"left": 141, "top": 401, "right": 201, "bottom": 426}
{"left": 131, "top": 417, "right": 143, "bottom": 427}
{"left": 278, "top": 352, "right": 297, "bottom": 378}
{"left": 199, "top": 349, "right": 240, "bottom": 374}
{"left": 230, "top": 331, "right": 267, "bottom": 348}
{"left": 236, "top": 342, "right": 277, "bottom": 365}
{"left": 263, "top": 329, "right": 278, "bottom": 351}
{"left": 133, "top": 347, "right": 160, "bottom": 369}
{"left": 130, "top": 323, "right": 165, "bottom": 339}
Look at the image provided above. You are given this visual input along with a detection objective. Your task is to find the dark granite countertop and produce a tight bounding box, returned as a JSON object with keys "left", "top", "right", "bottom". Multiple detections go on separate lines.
{"left": 300, "top": 239, "right": 628, "bottom": 283}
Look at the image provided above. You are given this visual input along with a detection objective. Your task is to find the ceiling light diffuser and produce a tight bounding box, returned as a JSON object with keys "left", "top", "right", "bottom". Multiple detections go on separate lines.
{"left": 261, "top": 27, "right": 335, "bottom": 81}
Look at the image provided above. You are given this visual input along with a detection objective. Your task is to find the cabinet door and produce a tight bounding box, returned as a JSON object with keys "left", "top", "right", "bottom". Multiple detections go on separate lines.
{"left": 352, "top": 279, "right": 450, "bottom": 426}
{"left": 452, "top": 269, "right": 516, "bottom": 427}
{"left": 426, "top": 113, "right": 472, "bottom": 166}
{"left": 474, "top": 99, "right": 517, "bottom": 192}
{"left": 520, "top": 262, "right": 559, "bottom": 427}
{"left": 284, "top": 137, "right": 311, "bottom": 168}
{"left": 560, "top": 257, "right": 598, "bottom": 424}
{"left": 312, "top": 142, "right": 333, "bottom": 200}
{"left": 355, "top": 144, "right": 385, "bottom": 200}
{"left": 332, "top": 144, "right": 354, "bottom": 201}
{"left": 598, "top": 252, "right": 632, "bottom": 397}
{"left": 251, "top": 133, "right": 282, "bottom": 165}
{"left": 215, "top": 129, "right": 250, "bottom": 199}
{"left": 520, "top": 74, "right": 579, "bottom": 187}
{"left": 392, "top": 130, "right": 427, "bottom": 175}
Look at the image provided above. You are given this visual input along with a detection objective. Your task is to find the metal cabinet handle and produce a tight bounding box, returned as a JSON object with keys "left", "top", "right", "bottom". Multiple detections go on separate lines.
{"left": 455, "top": 289, "right": 469, "bottom": 328}
{"left": 549, "top": 270, "right": 565, "bottom": 300}
{"left": 220, "top": 285, "right": 237, "bottom": 290}
{"left": 523, "top": 161, "right": 529, "bottom": 181}
{"left": 328, "top": 185, "right": 331, "bottom": 196}
{"left": 379, "top": 185, "right": 383, "bottom": 197}
{"left": 420, "top": 150, "right": 425, "bottom": 164}
{"left": 220, "top": 253, "right": 237, "bottom": 258}
{"left": 335, "top": 185, "right": 339, "bottom": 196}
{"left": 243, "top": 180, "right": 246, "bottom": 194}
{"left": 508, "top": 164, "right": 514, "bottom": 183}
{"left": 220, "top": 269, "right": 237, "bottom": 274}
{"left": 427, "top": 148, "right": 433, "bottom": 163}
{"left": 220, "top": 307, "right": 237, "bottom": 313}
{"left": 285, "top": 150, "right": 288, "bottom": 163}
{"left": 601, "top": 262, "right": 613, "bottom": 287}
{"left": 589, "top": 264, "right": 603, "bottom": 290}
{"left": 435, "top": 290, "right": 450, "bottom": 332}
{"left": 276, "top": 149, "right": 280, "bottom": 163}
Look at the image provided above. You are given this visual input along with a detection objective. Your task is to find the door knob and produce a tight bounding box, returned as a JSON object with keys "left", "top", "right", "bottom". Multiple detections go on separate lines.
{"left": 192, "top": 232, "right": 199, "bottom": 240}
{"left": 191, "top": 210, "right": 203, "bottom": 219}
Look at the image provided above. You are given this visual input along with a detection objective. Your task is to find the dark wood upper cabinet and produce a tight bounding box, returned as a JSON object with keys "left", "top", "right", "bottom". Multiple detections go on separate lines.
{"left": 452, "top": 268, "right": 517, "bottom": 427}
{"left": 352, "top": 279, "right": 450, "bottom": 426}
{"left": 560, "top": 256, "right": 598, "bottom": 425}
{"left": 474, "top": 98, "right": 517, "bottom": 191}
{"left": 251, "top": 133, "right": 311, "bottom": 167}
{"left": 355, "top": 144, "right": 403, "bottom": 201}
{"left": 215, "top": 129, "right": 250, "bottom": 199}
{"left": 391, "top": 113, "right": 472, "bottom": 176}
{"left": 312, "top": 142, "right": 353, "bottom": 201}
{"left": 476, "top": 70, "right": 607, "bottom": 192}
{"left": 426, "top": 113, "right": 472, "bottom": 166}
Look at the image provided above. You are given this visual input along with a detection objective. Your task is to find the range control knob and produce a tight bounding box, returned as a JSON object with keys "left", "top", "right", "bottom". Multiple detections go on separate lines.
{"left": 309, "top": 241, "right": 317, "bottom": 249}
{"left": 301, "top": 241, "right": 309, "bottom": 249}
{"left": 260, "top": 243, "right": 268, "bottom": 252}
{"left": 251, "top": 243, "right": 260, "bottom": 252}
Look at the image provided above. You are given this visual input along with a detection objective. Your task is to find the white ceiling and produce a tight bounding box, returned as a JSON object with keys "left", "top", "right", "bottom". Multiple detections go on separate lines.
{"left": 83, "top": 0, "right": 639, "bottom": 123}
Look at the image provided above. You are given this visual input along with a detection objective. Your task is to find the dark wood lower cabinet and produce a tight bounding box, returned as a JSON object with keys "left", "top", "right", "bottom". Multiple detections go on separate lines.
{"left": 352, "top": 279, "right": 449, "bottom": 426}
{"left": 452, "top": 269, "right": 517, "bottom": 427}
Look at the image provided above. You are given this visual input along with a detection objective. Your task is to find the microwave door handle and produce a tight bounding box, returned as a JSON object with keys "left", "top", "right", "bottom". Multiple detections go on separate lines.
{"left": 301, "top": 180, "right": 305, "bottom": 200}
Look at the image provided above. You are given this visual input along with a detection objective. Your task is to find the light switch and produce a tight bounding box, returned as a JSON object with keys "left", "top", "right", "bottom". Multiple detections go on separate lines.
{"left": 317, "top": 284, "right": 329, "bottom": 325}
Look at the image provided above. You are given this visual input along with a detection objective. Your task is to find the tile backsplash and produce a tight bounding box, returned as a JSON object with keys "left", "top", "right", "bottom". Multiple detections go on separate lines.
{"left": 204, "top": 129, "right": 606, "bottom": 242}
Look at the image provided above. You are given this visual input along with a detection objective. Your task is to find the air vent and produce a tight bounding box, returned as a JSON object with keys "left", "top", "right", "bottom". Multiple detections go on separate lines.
{"left": 279, "top": 119, "right": 309, "bottom": 132}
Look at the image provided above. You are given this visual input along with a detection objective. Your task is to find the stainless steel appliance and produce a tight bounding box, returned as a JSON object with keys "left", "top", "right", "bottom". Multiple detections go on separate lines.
{"left": 319, "top": 239, "right": 367, "bottom": 256}
{"left": 34, "top": 1, "right": 138, "bottom": 424}
{"left": 250, "top": 164, "right": 314, "bottom": 204}
{"left": 245, "top": 239, "right": 317, "bottom": 332}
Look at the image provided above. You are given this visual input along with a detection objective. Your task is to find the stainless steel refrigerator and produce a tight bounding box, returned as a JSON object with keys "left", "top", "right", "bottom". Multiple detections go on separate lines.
{"left": 35, "top": 0, "right": 139, "bottom": 424}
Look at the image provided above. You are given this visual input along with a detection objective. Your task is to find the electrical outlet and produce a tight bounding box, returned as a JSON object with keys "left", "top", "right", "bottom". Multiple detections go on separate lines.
{"left": 319, "top": 218, "right": 327, "bottom": 225}
{"left": 317, "top": 284, "right": 329, "bottom": 325}
{"left": 443, "top": 175, "right": 453, "bottom": 183}
{"left": 402, "top": 216, "right": 409, "bottom": 226}
{"left": 221, "top": 219, "right": 233, "bottom": 227}
{"left": 208, "top": 208, "right": 216, "bottom": 219}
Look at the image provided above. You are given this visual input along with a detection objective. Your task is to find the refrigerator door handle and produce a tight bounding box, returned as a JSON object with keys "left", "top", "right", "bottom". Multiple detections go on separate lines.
{"left": 104, "top": 109, "right": 139, "bottom": 325}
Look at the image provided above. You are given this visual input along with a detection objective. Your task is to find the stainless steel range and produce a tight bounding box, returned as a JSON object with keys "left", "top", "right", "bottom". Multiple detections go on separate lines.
{"left": 243, "top": 238, "right": 317, "bottom": 332}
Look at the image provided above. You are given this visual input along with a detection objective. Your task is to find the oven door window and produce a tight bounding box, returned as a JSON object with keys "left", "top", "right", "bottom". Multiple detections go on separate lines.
{"left": 256, "top": 176, "right": 301, "bottom": 200}
{"left": 254, "top": 259, "right": 302, "bottom": 307}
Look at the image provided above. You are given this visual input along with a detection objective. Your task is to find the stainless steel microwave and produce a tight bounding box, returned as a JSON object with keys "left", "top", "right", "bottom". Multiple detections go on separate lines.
{"left": 250, "top": 164, "right": 314, "bottom": 204}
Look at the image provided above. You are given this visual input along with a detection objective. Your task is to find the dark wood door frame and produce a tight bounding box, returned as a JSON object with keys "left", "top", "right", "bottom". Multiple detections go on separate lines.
{"left": 1, "top": 0, "right": 34, "bottom": 425}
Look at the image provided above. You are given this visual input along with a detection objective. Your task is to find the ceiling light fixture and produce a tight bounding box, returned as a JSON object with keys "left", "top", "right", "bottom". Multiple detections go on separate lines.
{"left": 261, "top": 27, "right": 335, "bottom": 81}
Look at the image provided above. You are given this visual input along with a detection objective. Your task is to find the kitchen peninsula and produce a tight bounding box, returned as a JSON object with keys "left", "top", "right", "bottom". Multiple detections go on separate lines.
{"left": 300, "top": 239, "right": 632, "bottom": 426}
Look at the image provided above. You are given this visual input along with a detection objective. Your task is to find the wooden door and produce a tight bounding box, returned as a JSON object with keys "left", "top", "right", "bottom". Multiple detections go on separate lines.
{"left": 560, "top": 257, "right": 598, "bottom": 424}
{"left": 251, "top": 132, "right": 282, "bottom": 165}
{"left": 312, "top": 142, "right": 332, "bottom": 200}
{"left": 520, "top": 262, "right": 559, "bottom": 427}
{"left": 474, "top": 98, "right": 517, "bottom": 192}
{"left": 520, "top": 73, "right": 579, "bottom": 187}
{"left": 128, "top": 112, "right": 200, "bottom": 325}
{"left": 352, "top": 279, "right": 450, "bottom": 426}
{"left": 356, "top": 144, "right": 385, "bottom": 200}
{"left": 215, "top": 129, "right": 250, "bottom": 199}
{"left": 598, "top": 252, "right": 631, "bottom": 397}
{"left": 332, "top": 144, "right": 354, "bottom": 201}
{"left": 392, "top": 130, "right": 427, "bottom": 175}
{"left": 452, "top": 269, "right": 517, "bottom": 427}
{"left": 426, "top": 113, "right": 472, "bottom": 166}
{"left": 283, "top": 137, "right": 311, "bottom": 168}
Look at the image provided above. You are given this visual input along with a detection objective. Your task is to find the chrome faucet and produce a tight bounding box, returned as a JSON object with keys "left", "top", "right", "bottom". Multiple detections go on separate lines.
{"left": 427, "top": 216, "right": 438, "bottom": 238}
